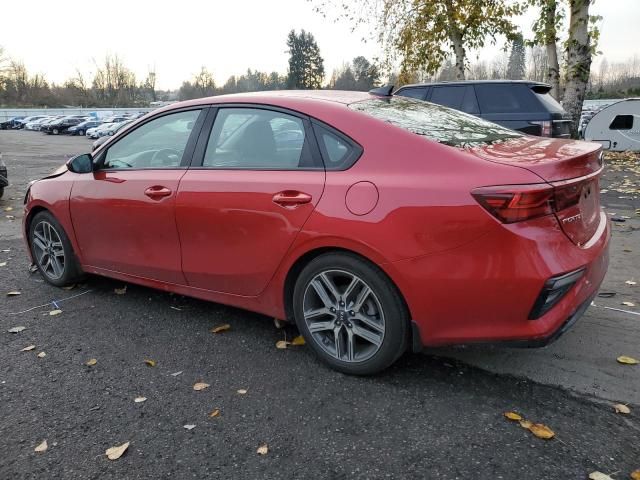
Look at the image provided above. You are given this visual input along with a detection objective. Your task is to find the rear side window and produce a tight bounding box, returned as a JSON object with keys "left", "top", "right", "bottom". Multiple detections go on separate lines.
{"left": 313, "top": 124, "right": 362, "bottom": 170}
{"left": 430, "top": 86, "right": 465, "bottom": 110}
{"left": 609, "top": 115, "right": 633, "bottom": 130}
{"left": 475, "top": 84, "right": 539, "bottom": 114}
{"left": 203, "top": 108, "right": 318, "bottom": 169}
{"left": 349, "top": 96, "right": 522, "bottom": 148}
{"left": 396, "top": 87, "right": 427, "bottom": 100}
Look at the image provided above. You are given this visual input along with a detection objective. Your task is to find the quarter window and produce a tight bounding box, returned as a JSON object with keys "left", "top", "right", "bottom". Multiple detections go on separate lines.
{"left": 203, "top": 108, "right": 315, "bottom": 169}
{"left": 103, "top": 110, "right": 201, "bottom": 169}
{"left": 430, "top": 86, "right": 466, "bottom": 110}
{"left": 396, "top": 87, "right": 427, "bottom": 100}
{"left": 609, "top": 115, "right": 633, "bottom": 130}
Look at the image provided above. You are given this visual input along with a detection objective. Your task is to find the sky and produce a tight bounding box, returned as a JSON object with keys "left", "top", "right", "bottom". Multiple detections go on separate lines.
{"left": 1, "top": 0, "right": 638, "bottom": 90}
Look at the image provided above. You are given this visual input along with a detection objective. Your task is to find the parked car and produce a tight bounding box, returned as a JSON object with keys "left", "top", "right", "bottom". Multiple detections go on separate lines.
{"left": 0, "top": 116, "right": 25, "bottom": 129}
{"left": 91, "top": 120, "right": 133, "bottom": 150}
{"left": 395, "top": 80, "right": 572, "bottom": 138}
{"left": 42, "top": 117, "right": 85, "bottom": 135}
{"left": 31, "top": 117, "right": 63, "bottom": 131}
{"left": 87, "top": 122, "right": 115, "bottom": 139}
{"left": 16, "top": 115, "right": 48, "bottom": 129}
{"left": 0, "top": 153, "right": 7, "bottom": 198}
{"left": 68, "top": 120, "right": 102, "bottom": 136}
{"left": 23, "top": 90, "right": 609, "bottom": 375}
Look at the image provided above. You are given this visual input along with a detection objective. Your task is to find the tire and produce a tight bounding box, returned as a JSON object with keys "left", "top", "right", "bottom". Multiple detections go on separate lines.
{"left": 293, "top": 252, "right": 409, "bottom": 375}
{"left": 0, "top": 187, "right": 4, "bottom": 199}
{"left": 77, "top": 130, "right": 84, "bottom": 136}
{"left": 52, "top": 128, "right": 59, "bottom": 135}
{"left": 28, "top": 211, "right": 83, "bottom": 287}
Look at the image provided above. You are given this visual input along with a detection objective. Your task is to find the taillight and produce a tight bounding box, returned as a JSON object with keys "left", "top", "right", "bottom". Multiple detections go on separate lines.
{"left": 472, "top": 185, "right": 554, "bottom": 223}
{"left": 472, "top": 179, "right": 592, "bottom": 224}
{"left": 531, "top": 120, "right": 553, "bottom": 137}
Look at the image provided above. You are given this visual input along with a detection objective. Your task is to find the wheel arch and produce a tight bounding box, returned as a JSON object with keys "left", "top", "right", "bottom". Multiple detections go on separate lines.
{"left": 282, "top": 246, "right": 414, "bottom": 330}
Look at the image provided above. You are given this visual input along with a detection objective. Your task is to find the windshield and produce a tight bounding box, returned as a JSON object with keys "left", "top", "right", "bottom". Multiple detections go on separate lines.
{"left": 349, "top": 96, "right": 522, "bottom": 148}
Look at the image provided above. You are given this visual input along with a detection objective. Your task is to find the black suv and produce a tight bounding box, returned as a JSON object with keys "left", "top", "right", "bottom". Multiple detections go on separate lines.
{"left": 395, "top": 80, "right": 571, "bottom": 138}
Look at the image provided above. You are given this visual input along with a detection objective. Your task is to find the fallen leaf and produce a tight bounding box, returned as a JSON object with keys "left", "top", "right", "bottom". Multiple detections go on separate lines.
{"left": 62, "top": 284, "right": 76, "bottom": 291}
{"left": 519, "top": 419, "right": 533, "bottom": 429}
{"left": 209, "top": 409, "right": 220, "bottom": 418}
{"left": 37, "top": 352, "right": 46, "bottom": 358}
{"left": 134, "top": 397, "right": 147, "bottom": 403}
{"left": 6, "top": 291, "right": 21, "bottom": 296}
{"left": 276, "top": 340, "right": 289, "bottom": 349}
{"left": 34, "top": 440, "right": 47, "bottom": 453}
{"left": 0, "top": 262, "right": 6, "bottom": 267}
{"left": 622, "top": 301, "right": 636, "bottom": 307}
{"left": 85, "top": 358, "right": 97, "bottom": 366}
{"left": 105, "top": 442, "right": 129, "bottom": 460}
{"left": 144, "top": 359, "right": 156, "bottom": 367}
{"left": 49, "top": 309, "right": 62, "bottom": 316}
{"left": 5, "top": 215, "right": 15, "bottom": 220}
{"left": 21, "top": 345, "right": 36, "bottom": 352}
{"left": 291, "top": 335, "right": 306, "bottom": 346}
{"left": 630, "top": 470, "right": 640, "bottom": 480}
{"left": 184, "top": 424, "right": 196, "bottom": 430}
{"left": 528, "top": 423, "right": 555, "bottom": 439}
{"left": 237, "top": 389, "right": 247, "bottom": 395}
{"left": 256, "top": 443, "right": 269, "bottom": 455}
{"left": 273, "top": 318, "right": 286, "bottom": 329}
{"left": 170, "top": 371, "right": 183, "bottom": 377}
{"left": 8, "top": 326, "right": 26, "bottom": 333}
{"left": 589, "top": 472, "right": 614, "bottom": 480}
{"left": 210, "top": 323, "right": 231, "bottom": 334}
{"left": 617, "top": 356, "right": 639, "bottom": 365}
{"left": 4, "top": 207, "right": 13, "bottom": 212}
{"left": 624, "top": 249, "right": 633, "bottom": 253}
{"left": 504, "top": 412, "right": 522, "bottom": 421}
{"left": 193, "top": 382, "right": 210, "bottom": 391}
{"left": 114, "top": 286, "right": 127, "bottom": 295}
{"left": 613, "top": 403, "right": 630, "bottom": 414}
{"left": 626, "top": 280, "right": 637, "bottom": 286}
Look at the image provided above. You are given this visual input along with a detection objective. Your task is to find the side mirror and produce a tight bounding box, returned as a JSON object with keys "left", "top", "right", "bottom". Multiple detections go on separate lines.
{"left": 66, "top": 154, "right": 93, "bottom": 174}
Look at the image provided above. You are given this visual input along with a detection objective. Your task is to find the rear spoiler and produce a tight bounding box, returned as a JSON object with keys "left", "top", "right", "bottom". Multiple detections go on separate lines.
{"left": 530, "top": 84, "right": 552, "bottom": 94}
{"left": 369, "top": 85, "right": 394, "bottom": 97}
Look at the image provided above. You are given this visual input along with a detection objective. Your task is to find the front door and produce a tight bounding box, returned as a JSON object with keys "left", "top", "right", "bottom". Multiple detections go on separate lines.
{"left": 176, "top": 106, "right": 325, "bottom": 296}
{"left": 70, "top": 108, "right": 205, "bottom": 284}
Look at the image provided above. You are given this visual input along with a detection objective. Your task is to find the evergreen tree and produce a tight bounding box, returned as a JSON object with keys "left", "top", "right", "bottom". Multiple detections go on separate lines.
{"left": 507, "top": 33, "right": 526, "bottom": 80}
{"left": 286, "top": 30, "right": 325, "bottom": 89}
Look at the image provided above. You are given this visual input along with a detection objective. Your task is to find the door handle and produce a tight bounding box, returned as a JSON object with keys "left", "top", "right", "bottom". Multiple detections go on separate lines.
{"left": 272, "top": 191, "right": 312, "bottom": 208}
{"left": 144, "top": 186, "right": 172, "bottom": 199}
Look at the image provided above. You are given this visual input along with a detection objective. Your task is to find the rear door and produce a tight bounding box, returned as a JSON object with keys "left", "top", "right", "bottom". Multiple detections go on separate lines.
{"left": 176, "top": 106, "right": 326, "bottom": 296}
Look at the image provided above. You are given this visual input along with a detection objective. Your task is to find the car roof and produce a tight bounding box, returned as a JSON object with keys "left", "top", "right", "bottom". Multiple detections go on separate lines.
{"left": 396, "top": 80, "right": 552, "bottom": 89}
{"left": 156, "top": 90, "right": 372, "bottom": 114}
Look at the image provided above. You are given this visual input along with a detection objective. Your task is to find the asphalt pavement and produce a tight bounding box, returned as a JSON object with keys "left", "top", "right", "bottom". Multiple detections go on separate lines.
{"left": 1, "top": 130, "right": 639, "bottom": 479}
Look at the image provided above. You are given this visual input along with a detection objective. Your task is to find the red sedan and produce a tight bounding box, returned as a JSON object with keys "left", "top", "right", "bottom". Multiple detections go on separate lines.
{"left": 23, "top": 90, "right": 609, "bottom": 375}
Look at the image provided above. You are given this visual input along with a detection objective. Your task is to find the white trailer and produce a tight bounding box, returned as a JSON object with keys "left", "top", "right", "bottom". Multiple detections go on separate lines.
{"left": 583, "top": 98, "right": 640, "bottom": 151}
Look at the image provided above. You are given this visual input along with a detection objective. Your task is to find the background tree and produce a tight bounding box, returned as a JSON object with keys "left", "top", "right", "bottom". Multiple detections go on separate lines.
{"left": 286, "top": 29, "right": 325, "bottom": 89}
{"left": 506, "top": 33, "right": 526, "bottom": 79}
{"left": 352, "top": 56, "right": 380, "bottom": 90}
{"left": 314, "top": 0, "right": 521, "bottom": 81}
{"left": 529, "top": 0, "right": 563, "bottom": 99}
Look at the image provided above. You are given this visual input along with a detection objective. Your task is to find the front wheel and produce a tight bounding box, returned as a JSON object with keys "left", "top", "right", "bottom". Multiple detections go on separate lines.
{"left": 52, "top": 128, "right": 59, "bottom": 135}
{"left": 29, "top": 211, "right": 83, "bottom": 287}
{"left": 293, "top": 253, "right": 409, "bottom": 375}
{"left": 77, "top": 130, "right": 84, "bottom": 136}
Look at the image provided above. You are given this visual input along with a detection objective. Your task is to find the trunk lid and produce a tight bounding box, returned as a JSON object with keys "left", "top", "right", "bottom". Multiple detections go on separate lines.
{"left": 468, "top": 136, "right": 604, "bottom": 246}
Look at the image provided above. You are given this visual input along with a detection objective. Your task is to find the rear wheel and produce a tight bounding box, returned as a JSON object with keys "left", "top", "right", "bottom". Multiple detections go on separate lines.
{"left": 52, "top": 128, "right": 59, "bottom": 135}
{"left": 293, "top": 253, "right": 409, "bottom": 375}
{"left": 77, "top": 129, "right": 84, "bottom": 136}
{"left": 29, "top": 211, "right": 82, "bottom": 287}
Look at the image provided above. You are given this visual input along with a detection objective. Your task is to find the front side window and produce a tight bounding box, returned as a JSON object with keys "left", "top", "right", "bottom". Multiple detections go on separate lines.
{"left": 609, "top": 115, "right": 633, "bottom": 130}
{"left": 203, "top": 108, "right": 315, "bottom": 169}
{"left": 103, "top": 110, "right": 201, "bottom": 169}
{"left": 349, "top": 96, "right": 522, "bottom": 148}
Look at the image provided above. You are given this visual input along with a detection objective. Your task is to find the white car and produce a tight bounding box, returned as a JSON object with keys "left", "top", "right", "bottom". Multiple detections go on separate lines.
{"left": 87, "top": 123, "right": 115, "bottom": 139}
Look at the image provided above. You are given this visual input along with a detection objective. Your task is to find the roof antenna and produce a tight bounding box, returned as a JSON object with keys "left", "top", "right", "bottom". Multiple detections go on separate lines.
{"left": 369, "top": 85, "right": 394, "bottom": 97}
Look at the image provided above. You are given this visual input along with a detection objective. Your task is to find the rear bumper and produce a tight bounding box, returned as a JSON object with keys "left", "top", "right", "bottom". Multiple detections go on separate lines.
{"left": 393, "top": 212, "right": 610, "bottom": 348}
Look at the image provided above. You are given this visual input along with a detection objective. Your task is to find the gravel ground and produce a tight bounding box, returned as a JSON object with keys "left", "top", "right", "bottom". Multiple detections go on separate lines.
{"left": 0, "top": 130, "right": 639, "bottom": 479}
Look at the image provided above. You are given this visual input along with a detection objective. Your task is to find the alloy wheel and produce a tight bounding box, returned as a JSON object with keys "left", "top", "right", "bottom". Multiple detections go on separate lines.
{"left": 302, "top": 269, "right": 385, "bottom": 363}
{"left": 32, "top": 221, "right": 65, "bottom": 279}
